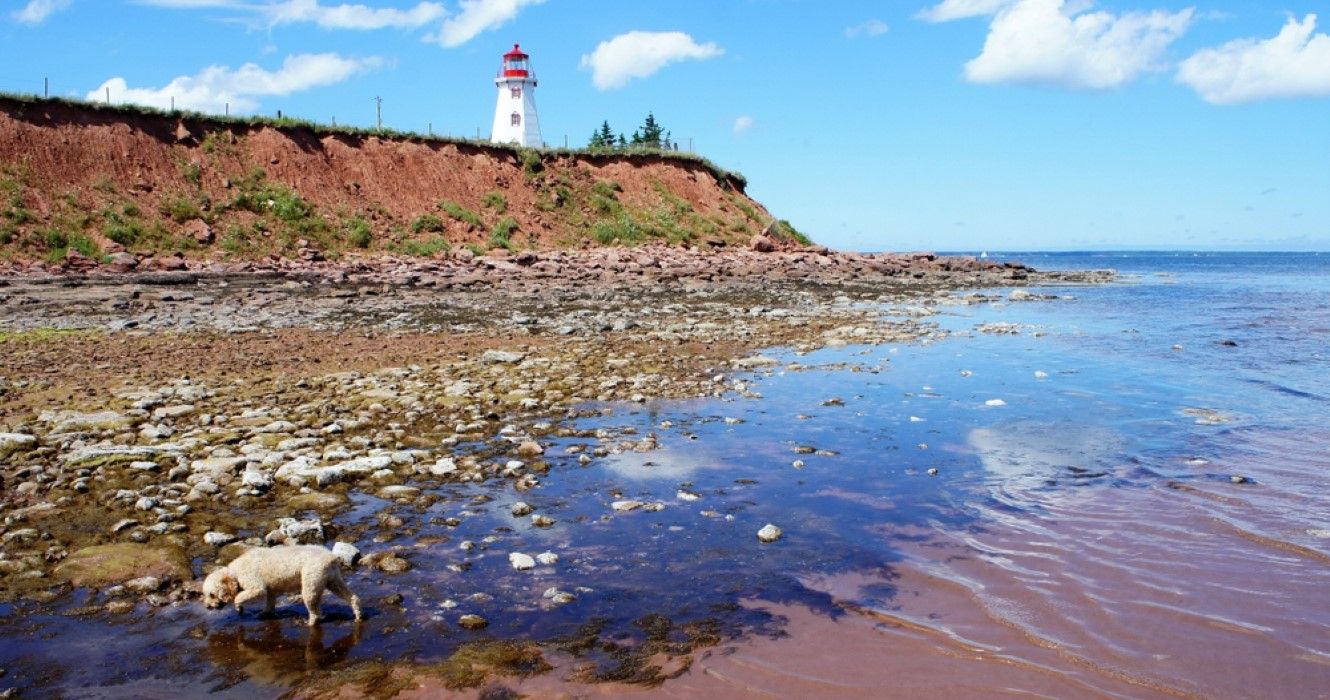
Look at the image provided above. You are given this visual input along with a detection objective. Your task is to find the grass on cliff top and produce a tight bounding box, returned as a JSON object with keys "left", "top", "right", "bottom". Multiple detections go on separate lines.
{"left": 0, "top": 92, "right": 748, "bottom": 190}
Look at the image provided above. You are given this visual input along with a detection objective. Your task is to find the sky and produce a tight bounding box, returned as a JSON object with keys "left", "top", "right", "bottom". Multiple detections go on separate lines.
{"left": 2, "top": 0, "right": 1329, "bottom": 252}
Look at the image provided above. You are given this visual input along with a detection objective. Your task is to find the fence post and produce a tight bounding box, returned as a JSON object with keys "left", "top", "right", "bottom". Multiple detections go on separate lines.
{"left": 44, "top": 77, "right": 48, "bottom": 98}
{"left": 105, "top": 86, "right": 110, "bottom": 104}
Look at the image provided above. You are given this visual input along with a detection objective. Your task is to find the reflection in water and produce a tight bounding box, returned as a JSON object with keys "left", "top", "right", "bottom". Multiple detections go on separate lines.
{"left": 204, "top": 620, "right": 364, "bottom": 689}
{"left": 967, "top": 422, "right": 1124, "bottom": 497}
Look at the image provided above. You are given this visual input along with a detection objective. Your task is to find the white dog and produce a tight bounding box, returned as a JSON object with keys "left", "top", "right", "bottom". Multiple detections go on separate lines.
{"left": 202, "top": 545, "right": 362, "bottom": 626}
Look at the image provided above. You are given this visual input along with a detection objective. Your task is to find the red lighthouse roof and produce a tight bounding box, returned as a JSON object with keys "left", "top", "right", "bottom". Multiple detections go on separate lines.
{"left": 502, "top": 43, "right": 530, "bottom": 78}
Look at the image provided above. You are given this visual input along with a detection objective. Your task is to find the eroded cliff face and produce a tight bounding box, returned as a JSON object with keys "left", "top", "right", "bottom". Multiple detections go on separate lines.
{"left": 0, "top": 96, "right": 788, "bottom": 264}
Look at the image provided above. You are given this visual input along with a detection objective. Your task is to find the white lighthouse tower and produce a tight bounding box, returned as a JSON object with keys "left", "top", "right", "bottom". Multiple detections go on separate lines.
{"left": 490, "top": 44, "right": 542, "bottom": 147}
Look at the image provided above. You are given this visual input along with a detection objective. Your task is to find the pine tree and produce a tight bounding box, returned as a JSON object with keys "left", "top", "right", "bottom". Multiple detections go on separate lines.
{"left": 640, "top": 112, "right": 664, "bottom": 148}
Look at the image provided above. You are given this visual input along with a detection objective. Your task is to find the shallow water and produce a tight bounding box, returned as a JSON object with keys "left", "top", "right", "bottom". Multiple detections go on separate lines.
{"left": 3, "top": 252, "right": 1329, "bottom": 698}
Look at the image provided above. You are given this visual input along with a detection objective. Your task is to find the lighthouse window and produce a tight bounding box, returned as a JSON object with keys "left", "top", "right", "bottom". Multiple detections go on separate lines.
{"left": 511, "top": 87, "right": 522, "bottom": 99}
{"left": 511, "top": 112, "right": 521, "bottom": 126}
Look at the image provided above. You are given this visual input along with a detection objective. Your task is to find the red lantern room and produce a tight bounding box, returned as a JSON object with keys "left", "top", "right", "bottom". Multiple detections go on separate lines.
{"left": 502, "top": 44, "right": 530, "bottom": 78}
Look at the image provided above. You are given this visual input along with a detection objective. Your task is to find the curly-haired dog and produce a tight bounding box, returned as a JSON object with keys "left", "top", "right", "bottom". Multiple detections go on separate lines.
{"left": 203, "top": 545, "right": 362, "bottom": 626}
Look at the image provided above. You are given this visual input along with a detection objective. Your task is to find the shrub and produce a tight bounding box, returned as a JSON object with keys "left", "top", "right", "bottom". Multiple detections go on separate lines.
{"left": 344, "top": 217, "right": 372, "bottom": 248}
{"left": 68, "top": 234, "right": 100, "bottom": 258}
{"left": 520, "top": 150, "right": 543, "bottom": 177}
{"left": 104, "top": 220, "right": 143, "bottom": 246}
{"left": 411, "top": 213, "right": 445, "bottom": 234}
{"left": 774, "top": 219, "right": 812, "bottom": 246}
{"left": 481, "top": 191, "right": 507, "bottom": 213}
{"left": 43, "top": 229, "right": 68, "bottom": 250}
{"left": 592, "top": 180, "right": 621, "bottom": 199}
{"left": 489, "top": 216, "right": 518, "bottom": 249}
{"left": 161, "top": 194, "right": 203, "bottom": 223}
{"left": 182, "top": 162, "right": 202, "bottom": 187}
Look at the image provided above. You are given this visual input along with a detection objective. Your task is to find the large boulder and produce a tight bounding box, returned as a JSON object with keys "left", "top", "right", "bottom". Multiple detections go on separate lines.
{"left": 55, "top": 543, "right": 191, "bottom": 587}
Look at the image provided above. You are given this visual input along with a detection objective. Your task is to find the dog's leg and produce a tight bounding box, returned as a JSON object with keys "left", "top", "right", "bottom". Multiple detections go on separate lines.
{"left": 328, "top": 572, "right": 363, "bottom": 621}
{"left": 233, "top": 587, "right": 266, "bottom": 616}
{"left": 302, "top": 575, "right": 325, "bottom": 627}
{"left": 262, "top": 589, "right": 276, "bottom": 618}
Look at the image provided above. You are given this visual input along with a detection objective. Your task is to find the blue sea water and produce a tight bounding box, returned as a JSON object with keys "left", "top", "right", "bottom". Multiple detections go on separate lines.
{"left": 3, "top": 252, "right": 1329, "bottom": 697}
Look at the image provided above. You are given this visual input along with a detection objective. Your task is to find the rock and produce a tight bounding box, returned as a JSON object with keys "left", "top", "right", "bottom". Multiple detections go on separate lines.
{"left": 378, "top": 485, "right": 421, "bottom": 499}
{"left": 427, "top": 458, "right": 458, "bottom": 476}
{"left": 536, "top": 551, "right": 558, "bottom": 565}
{"left": 332, "top": 541, "right": 361, "bottom": 568}
{"left": 0, "top": 433, "right": 36, "bottom": 457}
{"left": 676, "top": 490, "right": 701, "bottom": 502}
{"left": 516, "top": 441, "right": 544, "bottom": 457}
{"left": 510, "top": 501, "right": 534, "bottom": 517}
{"left": 480, "top": 349, "right": 526, "bottom": 364}
{"left": 134, "top": 497, "right": 159, "bottom": 511}
{"left": 105, "top": 251, "right": 138, "bottom": 272}
{"left": 111, "top": 519, "right": 139, "bottom": 533}
{"left": 458, "top": 614, "right": 488, "bottom": 630}
{"left": 927, "top": 467, "right": 939, "bottom": 476}
{"left": 757, "top": 523, "right": 783, "bottom": 543}
{"left": 509, "top": 552, "right": 536, "bottom": 571}
{"left": 203, "top": 531, "right": 237, "bottom": 547}
{"left": 274, "top": 517, "right": 324, "bottom": 544}
{"left": 241, "top": 470, "right": 274, "bottom": 492}
{"left": 41, "top": 409, "right": 134, "bottom": 433}
{"left": 984, "top": 399, "right": 1007, "bottom": 407}
{"left": 124, "top": 575, "right": 163, "bottom": 594}
{"left": 611, "top": 500, "right": 645, "bottom": 512}
{"left": 750, "top": 235, "right": 776, "bottom": 253}
{"left": 531, "top": 514, "right": 555, "bottom": 528}
{"left": 373, "top": 553, "right": 411, "bottom": 573}
{"left": 733, "top": 355, "right": 779, "bottom": 369}
{"left": 1230, "top": 475, "right": 1249, "bottom": 484}
{"left": 55, "top": 543, "right": 191, "bottom": 587}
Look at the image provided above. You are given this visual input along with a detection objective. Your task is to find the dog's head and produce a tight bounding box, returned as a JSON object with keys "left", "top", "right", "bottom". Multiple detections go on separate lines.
{"left": 202, "top": 567, "right": 239, "bottom": 609}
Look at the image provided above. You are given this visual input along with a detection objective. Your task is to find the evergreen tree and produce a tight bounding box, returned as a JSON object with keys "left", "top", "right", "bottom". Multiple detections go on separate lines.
{"left": 617, "top": 134, "right": 628, "bottom": 148}
{"left": 640, "top": 112, "right": 664, "bottom": 148}
{"left": 598, "top": 120, "right": 616, "bottom": 146}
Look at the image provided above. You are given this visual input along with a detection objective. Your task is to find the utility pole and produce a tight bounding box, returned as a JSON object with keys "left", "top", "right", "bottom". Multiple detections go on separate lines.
{"left": 374, "top": 96, "right": 383, "bottom": 130}
{"left": 44, "top": 77, "right": 48, "bottom": 98}
{"left": 225, "top": 103, "right": 229, "bottom": 116}
{"left": 105, "top": 87, "right": 110, "bottom": 104}
{"left": 428, "top": 122, "right": 432, "bottom": 137}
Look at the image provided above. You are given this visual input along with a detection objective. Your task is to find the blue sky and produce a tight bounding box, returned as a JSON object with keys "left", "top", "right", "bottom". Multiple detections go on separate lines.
{"left": 2, "top": 0, "right": 1328, "bottom": 252}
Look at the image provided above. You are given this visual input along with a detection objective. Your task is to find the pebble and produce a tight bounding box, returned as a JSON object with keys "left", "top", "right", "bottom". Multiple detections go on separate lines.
{"left": 612, "top": 500, "right": 645, "bottom": 512}
{"left": 203, "top": 531, "right": 236, "bottom": 546}
{"left": 509, "top": 552, "right": 536, "bottom": 571}
{"left": 531, "top": 514, "right": 555, "bottom": 528}
{"left": 757, "top": 523, "right": 783, "bottom": 543}
{"left": 458, "top": 614, "right": 488, "bottom": 630}
{"left": 927, "top": 467, "right": 939, "bottom": 476}
{"left": 510, "top": 501, "right": 534, "bottom": 517}
{"left": 984, "top": 399, "right": 1006, "bottom": 407}
{"left": 536, "top": 551, "right": 559, "bottom": 565}
{"left": 1230, "top": 475, "right": 1249, "bottom": 484}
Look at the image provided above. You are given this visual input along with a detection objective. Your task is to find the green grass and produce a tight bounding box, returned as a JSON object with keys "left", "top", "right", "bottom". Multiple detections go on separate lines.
{"left": 343, "top": 216, "right": 372, "bottom": 249}
{"left": 393, "top": 236, "right": 450, "bottom": 257}
{"left": 411, "top": 213, "right": 445, "bottom": 234}
{"left": 160, "top": 193, "right": 205, "bottom": 223}
{"left": 438, "top": 200, "right": 484, "bottom": 228}
{"left": 481, "top": 191, "right": 507, "bottom": 213}
{"left": 489, "top": 216, "right": 518, "bottom": 249}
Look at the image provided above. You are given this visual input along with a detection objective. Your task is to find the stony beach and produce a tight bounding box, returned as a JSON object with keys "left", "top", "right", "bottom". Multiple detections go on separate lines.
{"left": 0, "top": 245, "right": 1109, "bottom": 695}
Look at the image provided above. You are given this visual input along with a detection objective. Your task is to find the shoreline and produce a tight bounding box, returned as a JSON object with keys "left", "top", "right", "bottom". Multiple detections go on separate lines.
{"left": 0, "top": 251, "right": 1112, "bottom": 695}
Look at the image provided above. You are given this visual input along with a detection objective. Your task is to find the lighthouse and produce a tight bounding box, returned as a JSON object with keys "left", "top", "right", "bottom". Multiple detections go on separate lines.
{"left": 490, "top": 44, "right": 542, "bottom": 147}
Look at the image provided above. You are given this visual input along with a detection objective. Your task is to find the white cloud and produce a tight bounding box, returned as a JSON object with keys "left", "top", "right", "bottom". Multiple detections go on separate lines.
{"left": 917, "top": 0, "right": 1015, "bottom": 22}
{"left": 845, "top": 19, "right": 889, "bottom": 38}
{"left": 11, "top": 0, "right": 71, "bottom": 24}
{"left": 963, "top": 0, "right": 1193, "bottom": 89}
{"left": 1178, "top": 14, "right": 1330, "bottom": 105}
{"left": 87, "top": 53, "right": 382, "bottom": 114}
{"left": 733, "top": 115, "right": 754, "bottom": 135}
{"left": 138, "top": 1, "right": 445, "bottom": 30}
{"left": 429, "top": 0, "right": 544, "bottom": 48}
{"left": 580, "top": 31, "right": 724, "bottom": 91}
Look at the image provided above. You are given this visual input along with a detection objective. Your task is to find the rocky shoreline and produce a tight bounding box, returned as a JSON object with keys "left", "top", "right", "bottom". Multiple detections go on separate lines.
{"left": 0, "top": 247, "right": 1110, "bottom": 694}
